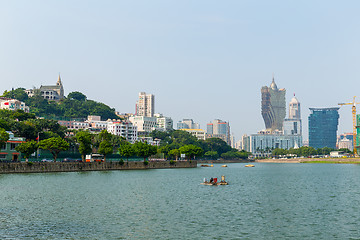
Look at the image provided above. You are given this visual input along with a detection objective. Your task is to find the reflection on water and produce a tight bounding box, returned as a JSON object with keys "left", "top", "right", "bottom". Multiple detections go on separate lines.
{"left": 1, "top": 163, "right": 360, "bottom": 239}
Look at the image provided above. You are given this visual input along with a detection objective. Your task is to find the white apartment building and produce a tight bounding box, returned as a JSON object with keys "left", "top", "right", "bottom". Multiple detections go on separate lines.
{"left": 138, "top": 136, "right": 161, "bottom": 146}
{"left": 0, "top": 98, "right": 29, "bottom": 112}
{"left": 154, "top": 113, "right": 173, "bottom": 131}
{"left": 85, "top": 116, "right": 110, "bottom": 131}
{"left": 177, "top": 119, "right": 200, "bottom": 130}
{"left": 107, "top": 121, "right": 138, "bottom": 143}
{"left": 338, "top": 137, "right": 353, "bottom": 151}
{"left": 136, "top": 92, "right": 155, "bottom": 117}
{"left": 129, "top": 116, "right": 157, "bottom": 133}
{"left": 180, "top": 129, "right": 206, "bottom": 140}
{"left": 242, "top": 133, "right": 303, "bottom": 158}
{"left": 58, "top": 120, "right": 90, "bottom": 130}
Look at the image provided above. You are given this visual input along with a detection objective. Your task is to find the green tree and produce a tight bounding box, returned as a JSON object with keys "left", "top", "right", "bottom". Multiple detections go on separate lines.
{"left": 0, "top": 128, "right": 9, "bottom": 148}
{"left": 67, "top": 91, "right": 87, "bottom": 101}
{"left": 118, "top": 142, "right": 134, "bottom": 162}
{"left": 133, "top": 141, "right": 158, "bottom": 162}
{"left": 2, "top": 88, "right": 28, "bottom": 102}
{"left": 15, "top": 140, "right": 38, "bottom": 161}
{"left": 169, "top": 149, "right": 180, "bottom": 160}
{"left": 38, "top": 137, "right": 69, "bottom": 162}
{"left": 204, "top": 150, "right": 218, "bottom": 160}
{"left": 98, "top": 141, "right": 113, "bottom": 161}
{"left": 76, "top": 131, "right": 93, "bottom": 161}
{"left": 158, "top": 145, "right": 171, "bottom": 159}
{"left": 272, "top": 148, "right": 287, "bottom": 157}
{"left": 204, "top": 138, "right": 232, "bottom": 155}
{"left": 179, "top": 144, "right": 203, "bottom": 160}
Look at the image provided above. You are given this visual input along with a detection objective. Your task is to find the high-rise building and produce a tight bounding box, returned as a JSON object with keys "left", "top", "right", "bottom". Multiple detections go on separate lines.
{"left": 206, "top": 119, "right": 230, "bottom": 145}
{"left": 177, "top": 119, "right": 200, "bottom": 130}
{"left": 261, "top": 77, "right": 286, "bottom": 131}
{"left": 289, "top": 94, "right": 301, "bottom": 119}
{"left": 283, "top": 95, "right": 302, "bottom": 136}
{"left": 135, "top": 92, "right": 155, "bottom": 117}
{"left": 308, "top": 107, "right": 340, "bottom": 149}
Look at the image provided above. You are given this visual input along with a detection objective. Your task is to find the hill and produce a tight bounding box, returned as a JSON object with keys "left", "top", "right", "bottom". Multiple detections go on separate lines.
{"left": 2, "top": 88, "right": 118, "bottom": 120}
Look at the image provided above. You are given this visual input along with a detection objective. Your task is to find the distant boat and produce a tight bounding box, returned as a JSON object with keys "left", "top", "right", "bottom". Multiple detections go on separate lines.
{"left": 201, "top": 164, "right": 210, "bottom": 167}
{"left": 221, "top": 165, "right": 227, "bottom": 167}
{"left": 245, "top": 164, "right": 255, "bottom": 167}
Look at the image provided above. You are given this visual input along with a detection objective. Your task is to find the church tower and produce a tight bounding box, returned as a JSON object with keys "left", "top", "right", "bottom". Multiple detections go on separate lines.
{"left": 56, "top": 73, "right": 64, "bottom": 98}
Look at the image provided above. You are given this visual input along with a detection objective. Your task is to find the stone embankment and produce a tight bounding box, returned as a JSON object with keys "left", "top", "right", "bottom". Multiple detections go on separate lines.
{"left": 0, "top": 161, "right": 197, "bottom": 174}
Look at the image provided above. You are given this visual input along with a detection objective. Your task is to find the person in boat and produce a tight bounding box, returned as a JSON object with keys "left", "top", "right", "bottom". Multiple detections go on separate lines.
{"left": 221, "top": 175, "right": 226, "bottom": 183}
{"left": 210, "top": 177, "right": 213, "bottom": 183}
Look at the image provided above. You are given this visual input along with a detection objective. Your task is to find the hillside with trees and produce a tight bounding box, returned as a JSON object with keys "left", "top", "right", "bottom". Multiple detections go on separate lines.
{"left": 2, "top": 88, "right": 118, "bottom": 120}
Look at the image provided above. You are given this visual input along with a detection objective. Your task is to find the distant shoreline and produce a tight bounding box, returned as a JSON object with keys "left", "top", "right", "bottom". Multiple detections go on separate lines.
{"left": 255, "top": 158, "right": 360, "bottom": 164}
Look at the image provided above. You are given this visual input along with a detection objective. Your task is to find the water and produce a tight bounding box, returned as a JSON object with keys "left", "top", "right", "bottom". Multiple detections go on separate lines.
{"left": 1, "top": 163, "right": 360, "bottom": 239}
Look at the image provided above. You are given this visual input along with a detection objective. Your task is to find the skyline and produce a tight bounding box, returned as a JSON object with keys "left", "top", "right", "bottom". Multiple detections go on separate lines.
{"left": 1, "top": 0, "right": 359, "bottom": 140}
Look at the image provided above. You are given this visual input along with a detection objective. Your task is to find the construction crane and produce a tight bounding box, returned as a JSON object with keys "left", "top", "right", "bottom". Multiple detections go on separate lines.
{"left": 338, "top": 96, "right": 360, "bottom": 155}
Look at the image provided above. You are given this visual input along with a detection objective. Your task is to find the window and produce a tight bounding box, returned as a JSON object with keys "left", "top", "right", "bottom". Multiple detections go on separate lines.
{"left": 0, "top": 154, "right": 6, "bottom": 159}
{"left": 10, "top": 143, "right": 16, "bottom": 150}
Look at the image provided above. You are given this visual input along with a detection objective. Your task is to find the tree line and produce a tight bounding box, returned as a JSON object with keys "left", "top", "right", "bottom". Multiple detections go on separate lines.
{"left": 271, "top": 146, "right": 352, "bottom": 158}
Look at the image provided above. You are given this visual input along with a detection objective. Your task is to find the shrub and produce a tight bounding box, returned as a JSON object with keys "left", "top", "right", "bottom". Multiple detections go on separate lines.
{"left": 27, "top": 161, "right": 33, "bottom": 166}
{"left": 119, "top": 159, "right": 124, "bottom": 165}
{"left": 170, "top": 160, "right": 176, "bottom": 165}
{"left": 144, "top": 161, "right": 149, "bottom": 165}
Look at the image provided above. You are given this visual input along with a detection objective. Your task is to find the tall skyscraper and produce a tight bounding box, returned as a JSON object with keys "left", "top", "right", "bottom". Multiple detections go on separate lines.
{"left": 289, "top": 94, "right": 301, "bottom": 119}
{"left": 261, "top": 77, "right": 286, "bottom": 131}
{"left": 308, "top": 107, "right": 340, "bottom": 149}
{"left": 206, "top": 119, "right": 231, "bottom": 145}
{"left": 135, "top": 92, "right": 155, "bottom": 117}
{"left": 283, "top": 94, "right": 302, "bottom": 136}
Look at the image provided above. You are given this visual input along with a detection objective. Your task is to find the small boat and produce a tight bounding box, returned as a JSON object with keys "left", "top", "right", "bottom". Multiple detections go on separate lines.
{"left": 201, "top": 182, "right": 228, "bottom": 186}
{"left": 245, "top": 164, "right": 255, "bottom": 167}
{"left": 201, "top": 164, "right": 210, "bottom": 167}
{"left": 221, "top": 165, "right": 227, "bottom": 167}
{"left": 201, "top": 176, "right": 228, "bottom": 185}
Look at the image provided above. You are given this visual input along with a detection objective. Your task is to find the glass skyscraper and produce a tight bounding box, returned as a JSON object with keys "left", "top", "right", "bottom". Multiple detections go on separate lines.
{"left": 308, "top": 107, "right": 340, "bottom": 149}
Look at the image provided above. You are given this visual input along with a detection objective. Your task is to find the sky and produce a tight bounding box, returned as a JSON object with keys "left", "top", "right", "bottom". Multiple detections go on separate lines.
{"left": 1, "top": 0, "right": 360, "bottom": 141}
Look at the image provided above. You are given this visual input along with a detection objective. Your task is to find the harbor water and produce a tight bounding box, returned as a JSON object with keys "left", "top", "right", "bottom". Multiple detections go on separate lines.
{"left": 1, "top": 163, "right": 360, "bottom": 239}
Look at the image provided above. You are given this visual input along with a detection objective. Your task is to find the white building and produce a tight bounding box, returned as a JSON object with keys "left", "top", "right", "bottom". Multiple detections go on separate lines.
{"left": 58, "top": 120, "right": 90, "bottom": 130}
{"left": 129, "top": 116, "right": 157, "bottom": 133}
{"left": 289, "top": 94, "right": 301, "bottom": 119}
{"left": 85, "top": 115, "right": 110, "bottom": 131}
{"left": 107, "top": 121, "right": 138, "bottom": 143}
{"left": 242, "top": 133, "right": 303, "bottom": 158}
{"left": 26, "top": 74, "right": 65, "bottom": 101}
{"left": 136, "top": 92, "right": 155, "bottom": 117}
{"left": 154, "top": 113, "right": 173, "bottom": 131}
{"left": 0, "top": 98, "right": 29, "bottom": 112}
{"left": 177, "top": 119, "right": 200, "bottom": 130}
{"left": 283, "top": 119, "right": 302, "bottom": 135}
{"left": 180, "top": 129, "right": 206, "bottom": 140}
{"left": 338, "top": 137, "right": 353, "bottom": 151}
{"left": 138, "top": 136, "right": 161, "bottom": 146}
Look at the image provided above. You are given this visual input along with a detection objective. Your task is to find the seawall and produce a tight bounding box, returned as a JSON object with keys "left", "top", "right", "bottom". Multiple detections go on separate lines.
{"left": 0, "top": 161, "right": 197, "bottom": 174}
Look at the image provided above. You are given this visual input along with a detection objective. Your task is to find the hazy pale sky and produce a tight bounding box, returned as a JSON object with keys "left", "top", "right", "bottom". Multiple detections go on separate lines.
{"left": 1, "top": 0, "right": 359, "bottom": 141}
